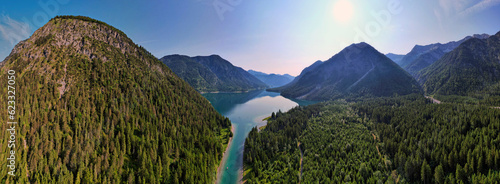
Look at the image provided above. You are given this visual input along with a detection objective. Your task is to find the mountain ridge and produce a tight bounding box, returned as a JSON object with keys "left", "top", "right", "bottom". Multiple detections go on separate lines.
{"left": 400, "top": 34, "right": 490, "bottom": 75}
{"left": 161, "top": 54, "right": 268, "bottom": 92}
{"left": 272, "top": 43, "right": 422, "bottom": 101}
{"left": 417, "top": 31, "right": 500, "bottom": 100}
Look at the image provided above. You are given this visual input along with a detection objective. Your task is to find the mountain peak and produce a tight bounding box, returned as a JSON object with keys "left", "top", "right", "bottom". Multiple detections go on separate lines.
{"left": 51, "top": 15, "right": 127, "bottom": 35}
{"left": 471, "top": 33, "right": 490, "bottom": 39}
{"left": 334, "top": 42, "right": 381, "bottom": 62}
{"left": 208, "top": 54, "right": 223, "bottom": 59}
{"left": 9, "top": 15, "right": 157, "bottom": 68}
{"left": 275, "top": 43, "right": 422, "bottom": 100}
{"left": 313, "top": 60, "right": 323, "bottom": 65}
{"left": 346, "top": 42, "right": 373, "bottom": 51}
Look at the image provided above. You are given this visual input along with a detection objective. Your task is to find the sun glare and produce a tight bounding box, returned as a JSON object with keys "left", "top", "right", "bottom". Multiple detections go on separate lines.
{"left": 333, "top": 0, "right": 354, "bottom": 24}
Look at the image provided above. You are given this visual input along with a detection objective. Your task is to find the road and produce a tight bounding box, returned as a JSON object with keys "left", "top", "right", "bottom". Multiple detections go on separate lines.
{"left": 298, "top": 142, "right": 304, "bottom": 184}
{"left": 425, "top": 96, "right": 442, "bottom": 104}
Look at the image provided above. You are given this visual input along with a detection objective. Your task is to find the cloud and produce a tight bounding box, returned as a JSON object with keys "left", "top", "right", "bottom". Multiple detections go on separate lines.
{"left": 438, "top": 0, "right": 469, "bottom": 15}
{"left": 0, "top": 14, "right": 31, "bottom": 46}
{"left": 437, "top": 0, "right": 500, "bottom": 18}
{"left": 434, "top": 0, "right": 500, "bottom": 29}
{"left": 458, "top": 0, "right": 500, "bottom": 17}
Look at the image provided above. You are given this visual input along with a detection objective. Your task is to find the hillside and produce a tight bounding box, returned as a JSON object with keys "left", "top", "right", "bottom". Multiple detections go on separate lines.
{"left": 0, "top": 16, "right": 231, "bottom": 183}
{"left": 247, "top": 70, "right": 294, "bottom": 88}
{"left": 161, "top": 55, "right": 268, "bottom": 92}
{"left": 417, "top": 31, "right": 500, "bottom": 104}
{"left": 400, "top": 34, "right": 489, "bottom": 75}
{"left": 272, "top": 43, "right": 422, "bottom": 101}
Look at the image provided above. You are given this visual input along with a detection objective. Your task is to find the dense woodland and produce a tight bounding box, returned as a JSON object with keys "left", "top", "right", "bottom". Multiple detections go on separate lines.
{"left": 244, "top": 95, "right": 500, "bottom": 183}
{"left": 0, "top": 16, "right": 231, "bottom": 184}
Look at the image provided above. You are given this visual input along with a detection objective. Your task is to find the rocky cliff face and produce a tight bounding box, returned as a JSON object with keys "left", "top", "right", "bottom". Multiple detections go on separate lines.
{"left": 7, "top": 17, "right": 163, "bottom": 68}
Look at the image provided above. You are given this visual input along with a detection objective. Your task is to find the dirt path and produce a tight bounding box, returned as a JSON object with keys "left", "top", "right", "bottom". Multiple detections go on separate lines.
{"left": 298, "top": 142, "right": 304, "bottom": 184}
{"left": 372, "top": 133, "right": 382, "bottom": 158}
{"left": 425, "top": 96, "right": 442, "bottom": 104}
{"left": 425, "top": 96, "right": 500, "bottom": 109}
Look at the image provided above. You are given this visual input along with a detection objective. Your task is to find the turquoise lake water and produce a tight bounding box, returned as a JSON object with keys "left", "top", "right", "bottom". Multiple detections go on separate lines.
{"left": 203, "top": 90, "right": 316, "bottom": 184}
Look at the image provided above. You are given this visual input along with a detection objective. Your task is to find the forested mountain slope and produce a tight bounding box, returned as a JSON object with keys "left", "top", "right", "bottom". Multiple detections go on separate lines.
{"left": 0, "top": 16, "right": 231, "bottom": 183}
{"left": 417, "top": 31, "right": 500, "bottom": 105}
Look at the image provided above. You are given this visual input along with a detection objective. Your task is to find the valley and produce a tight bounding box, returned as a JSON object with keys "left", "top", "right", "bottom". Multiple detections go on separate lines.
{"left": 2, "top": 1, "right": 500, "bottom": 183}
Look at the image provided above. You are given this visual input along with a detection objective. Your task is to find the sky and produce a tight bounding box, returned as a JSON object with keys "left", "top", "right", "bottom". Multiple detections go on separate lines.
{"left": 1, "top": 0, "right": 500, "bottom": 76}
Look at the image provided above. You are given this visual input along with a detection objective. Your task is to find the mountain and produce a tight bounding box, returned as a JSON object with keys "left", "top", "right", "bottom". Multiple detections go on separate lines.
{"left": 247, "top": 70, "right": 294, "bottom": 88}
{"left": 400, "top": 34, "right": 490, "bottom": 75}
{"left": 271, "top": 43, "right": 422, "bottom": 101}
{"left": 160, "top": 55, "right": 268, "bottom": 92}
{"left": 0, "top": 16, "right": 231, "bottom": 183}
{"left": 417, "top": 31, "right": 500, "bottom": 98}
{"left": 385, "top": 53, "right": 405, "bottom": 65}
{"left": 159, "top": 54, "right": 220, "bottom": 92}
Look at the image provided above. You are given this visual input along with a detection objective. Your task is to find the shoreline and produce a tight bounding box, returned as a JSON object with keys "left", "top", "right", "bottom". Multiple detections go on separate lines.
{"left": 216, "top": 124, "right": 235, "bottom": 184}
{"left": 240, "top": 116, "right": 270, "bottom": 183}
{"left": 239, "top": 164, "right": 245, "bottom": 184}
{"left": 200, "top": 88, "right": 267, "bottom": 94}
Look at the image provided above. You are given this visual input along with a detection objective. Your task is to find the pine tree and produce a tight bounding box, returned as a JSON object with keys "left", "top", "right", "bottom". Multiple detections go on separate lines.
{"left": 421, "top": 159, "right": 431, "bottom": 183}
{"left": 434, "top": 164, "right": 445, "bottom": 184}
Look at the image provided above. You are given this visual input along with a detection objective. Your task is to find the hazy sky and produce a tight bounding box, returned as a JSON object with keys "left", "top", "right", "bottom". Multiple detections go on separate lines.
{"left": 2, "top": 0, "right": 500, "bottom": 75}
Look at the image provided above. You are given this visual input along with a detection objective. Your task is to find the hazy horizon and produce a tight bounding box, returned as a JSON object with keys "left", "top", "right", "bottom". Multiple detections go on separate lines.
{"left": 2, "top": 0, "right": 500, "bottom": 75}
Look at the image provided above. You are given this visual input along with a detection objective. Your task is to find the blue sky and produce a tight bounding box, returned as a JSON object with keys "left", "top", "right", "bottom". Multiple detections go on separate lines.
{"left": 2, "top": 0, "right": 500, "bottom": 75}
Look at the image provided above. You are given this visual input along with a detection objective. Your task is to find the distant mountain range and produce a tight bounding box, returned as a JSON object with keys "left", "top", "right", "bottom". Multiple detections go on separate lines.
{"left": 160, "top": 54, "right": 268, "bottom": 92}
{"left": 417, "top": 31, "right": 500, "bottom": 97}
{"left": 385, "top": 53, "right": 405, "bottom": 65}
{"left": 399, "top": 34, "right": 490, "bottom": 75}
{"left": 247, "top": 70, "right": 294, "bottom": 88}
{"left": 270, "top": 43, "right": 422, "bottom": 101}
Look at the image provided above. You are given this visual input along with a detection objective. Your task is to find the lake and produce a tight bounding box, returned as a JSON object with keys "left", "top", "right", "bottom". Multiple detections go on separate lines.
{"left": 203, "top": 90, "right": 316, "bottom": 184}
